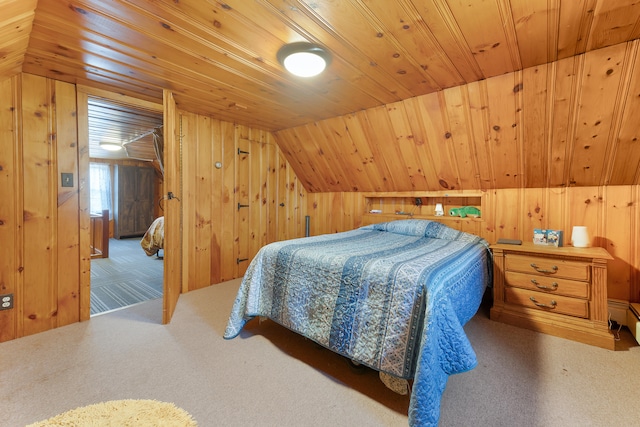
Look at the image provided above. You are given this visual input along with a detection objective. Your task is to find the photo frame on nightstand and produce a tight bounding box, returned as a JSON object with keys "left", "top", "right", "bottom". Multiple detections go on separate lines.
{"left": 533, "top": 228, "right": 563, "bottom": 247}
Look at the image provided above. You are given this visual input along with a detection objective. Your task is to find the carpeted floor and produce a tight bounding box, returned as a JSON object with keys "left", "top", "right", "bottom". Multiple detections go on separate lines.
{"left": 2, "top": 279, "right": 639, "bottom": 426}
{"left": 90, "top": 238, "right": 164, "bottom": 315}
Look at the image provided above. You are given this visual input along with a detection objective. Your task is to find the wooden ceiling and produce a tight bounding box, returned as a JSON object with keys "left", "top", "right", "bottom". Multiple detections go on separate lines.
{"left": 87, "top": 97, "right": 163, "bottom": 161}
{"left": 2, "top": 0, "right": 640, "bottom": 133}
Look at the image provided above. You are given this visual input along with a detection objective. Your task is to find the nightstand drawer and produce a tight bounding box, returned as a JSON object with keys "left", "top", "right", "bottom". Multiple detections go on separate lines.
{"left": 505, "top": 287, "right": 589, "bottom": 318}
{"left": 505, "top": 254, "right": 589, "bottom": 280}
{"left": 505, "top": 271, "right": 589, "bottom": 298}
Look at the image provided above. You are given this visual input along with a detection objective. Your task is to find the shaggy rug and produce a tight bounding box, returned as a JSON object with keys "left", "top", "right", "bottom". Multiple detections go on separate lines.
{"left": 27, "top": 399, "right": 197, "bottom": 426}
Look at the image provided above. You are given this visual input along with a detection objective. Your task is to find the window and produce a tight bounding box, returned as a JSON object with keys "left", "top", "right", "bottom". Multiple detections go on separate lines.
{"left": 89, "top": 163, "right": 112, "bottom": 218}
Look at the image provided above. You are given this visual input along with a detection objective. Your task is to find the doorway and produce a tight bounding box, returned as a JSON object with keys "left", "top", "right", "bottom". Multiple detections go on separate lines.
{"left": 86, "top": 95, "right": 165, "bottom": 316}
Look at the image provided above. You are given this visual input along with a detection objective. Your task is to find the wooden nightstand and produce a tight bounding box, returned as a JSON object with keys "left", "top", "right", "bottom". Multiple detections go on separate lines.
{"left": 490, "top": 242, "right": 615, "bottom": 350}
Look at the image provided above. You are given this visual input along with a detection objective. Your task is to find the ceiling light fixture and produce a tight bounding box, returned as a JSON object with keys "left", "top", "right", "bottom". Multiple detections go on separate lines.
{"left": 99, "top": 140, "right": 123, "bottom": 151}
{"left": 277, "top": 42, "right": 331, "bottom": 78}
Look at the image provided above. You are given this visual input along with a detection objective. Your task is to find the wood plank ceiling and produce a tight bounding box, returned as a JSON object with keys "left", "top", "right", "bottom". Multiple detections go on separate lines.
{"left": 87, "top": 97, "right": 163, "bottom": 161}
{"left": 1, "top": 0, "right": 638, "bottom": 132}
{"left": 1, "top": 0, "right": 640, "bottom": 191}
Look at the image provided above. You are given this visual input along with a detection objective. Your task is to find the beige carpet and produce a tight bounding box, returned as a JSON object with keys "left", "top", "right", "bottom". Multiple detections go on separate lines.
{"left": 27, "top": 399, "right": 197, "bottom": 427}
{"left": 2, "top": 278, "right": 639, "bottom": 427}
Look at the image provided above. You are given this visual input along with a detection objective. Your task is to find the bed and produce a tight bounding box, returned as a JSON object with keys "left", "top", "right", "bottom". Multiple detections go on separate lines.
{"left": 224, "top": 219, "right": 491, "bottom": 426}
{"left": 140, "top": 216, "right": 164, "bottom": 256}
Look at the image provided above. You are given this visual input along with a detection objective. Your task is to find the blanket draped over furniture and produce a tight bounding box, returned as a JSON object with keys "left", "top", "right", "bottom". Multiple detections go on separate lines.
{"left": 140, "top": 216, "right": 164, "bottom": 256}
{"left": 224, "top": 220, "right": 491, "bottom": 426}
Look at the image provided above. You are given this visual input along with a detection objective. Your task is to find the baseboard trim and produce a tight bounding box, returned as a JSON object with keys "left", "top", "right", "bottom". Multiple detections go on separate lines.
{"left": 608, "top": 299, "right": 629, "bottom": 326}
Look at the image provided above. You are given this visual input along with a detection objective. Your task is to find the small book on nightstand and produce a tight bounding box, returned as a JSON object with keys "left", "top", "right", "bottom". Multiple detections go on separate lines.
{"left": 496, "top": 238, "right": 522, "bottom": 245}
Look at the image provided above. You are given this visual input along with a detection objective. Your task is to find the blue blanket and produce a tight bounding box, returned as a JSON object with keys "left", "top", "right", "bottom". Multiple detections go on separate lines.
{"left": 224, "top": 219, "right": 490, "bottom": 426}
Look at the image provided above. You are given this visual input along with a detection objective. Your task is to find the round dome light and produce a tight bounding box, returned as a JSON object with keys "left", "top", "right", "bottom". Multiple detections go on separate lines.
{"left": 277, "top": 42, "right": 331, "bottom": 78}
{"left": 99, "top": 140, "right": 123, "bottom": 151}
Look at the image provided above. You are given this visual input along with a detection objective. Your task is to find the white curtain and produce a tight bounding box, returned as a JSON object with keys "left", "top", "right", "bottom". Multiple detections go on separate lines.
{"left": 89, "top": 163, "right": 112, "bottom": 219}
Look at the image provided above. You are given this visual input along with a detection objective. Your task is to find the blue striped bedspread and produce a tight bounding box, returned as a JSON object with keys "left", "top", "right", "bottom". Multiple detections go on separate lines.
{"left": 224, "top": 219, "right": 491, "bottom": 426}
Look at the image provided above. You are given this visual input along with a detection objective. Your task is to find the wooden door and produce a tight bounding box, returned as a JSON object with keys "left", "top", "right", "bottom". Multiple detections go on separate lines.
{"left": 235, "top": 138, "right": 251, "bottom": 277}
{"left": 235, "top": 138, "right": 267, "bottom": 277}
{"left": 162, "top": 90, "right": 182, "bottom": 324}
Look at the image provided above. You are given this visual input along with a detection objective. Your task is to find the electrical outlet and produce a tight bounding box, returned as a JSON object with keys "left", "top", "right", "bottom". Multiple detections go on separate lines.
{"left": 415, "top": 197, "right": 423, "bottom": 206}
{"left": 0, "top": 294, "right": 13, "bottom": 310}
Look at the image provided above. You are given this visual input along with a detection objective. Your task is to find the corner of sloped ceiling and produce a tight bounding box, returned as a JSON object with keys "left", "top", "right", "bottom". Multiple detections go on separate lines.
{"left": 0, "top": 0, "right": 38, "bottom": 82}
{"left": 273, "top": 40, "right": 640, "bottom": 194}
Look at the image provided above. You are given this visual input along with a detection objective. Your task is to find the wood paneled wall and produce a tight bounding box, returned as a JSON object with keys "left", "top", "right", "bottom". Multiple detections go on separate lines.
{"left": 178, "top": 111, "right": 306, "bottom": 291}
{"left": 0, "top": 74, "right": 81, "bottom": 341}
{"left": 0, "top": 73, "right": 306, "bottom": 342}
{"left": 306, "top": 186, "right": 640, "bottom": 303}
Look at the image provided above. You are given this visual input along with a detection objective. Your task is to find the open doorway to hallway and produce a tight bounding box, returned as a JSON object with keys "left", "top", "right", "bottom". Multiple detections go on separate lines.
{"left": 86, "top": 96, "right": 165, "bottom": 315}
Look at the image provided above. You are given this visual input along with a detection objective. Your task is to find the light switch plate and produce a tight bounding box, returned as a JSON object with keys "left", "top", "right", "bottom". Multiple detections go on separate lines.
{"left": 61, "top": 173, "right": 73, "bottom": 187}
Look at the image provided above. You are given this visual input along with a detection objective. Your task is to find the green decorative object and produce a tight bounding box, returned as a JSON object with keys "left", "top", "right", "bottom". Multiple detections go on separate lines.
{"left": 448, "top": 206, "right": 481, "bottom": 218}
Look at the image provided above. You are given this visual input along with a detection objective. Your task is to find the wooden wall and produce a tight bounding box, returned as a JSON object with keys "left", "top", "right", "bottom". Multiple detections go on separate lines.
{"left": 173, "top": 110, "right": 306, "bottom": 291}
{"left": 0, "top": 73, "right": 306, "bottom": 342}
{"left": 305, "top": 186, "right": 640, "bottom": 304}
{"left": 0, "top": 74, "right": 81, "bottom": 341}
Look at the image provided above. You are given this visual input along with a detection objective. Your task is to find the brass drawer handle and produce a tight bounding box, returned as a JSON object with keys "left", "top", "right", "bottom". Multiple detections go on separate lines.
{"left": 529, "top": 296, "right": 557, "bottom": 309}
{"left": 530, "top": 279, "right": 558, "bottom": 290}
{"left": 530, "top": 263, "right": 558, "bottom": 274}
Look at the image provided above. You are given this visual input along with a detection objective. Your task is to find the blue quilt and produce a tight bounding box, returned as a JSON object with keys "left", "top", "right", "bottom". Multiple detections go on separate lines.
{"left": 224, "top": 219, "right": 490, "bottom": 426}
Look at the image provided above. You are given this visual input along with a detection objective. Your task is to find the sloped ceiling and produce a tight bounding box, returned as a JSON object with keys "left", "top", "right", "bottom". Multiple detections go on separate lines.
{"left": 2, "top": 0, "right": 640, "bottom": 191}
{"left": 2, "top": 0, "right": 638, "bottom": 132}
{"left": 275, "top": 42, "right": 640, "bottom": 192}
{"left": 0, "top": 0, "right": 37, "bottom": 78}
